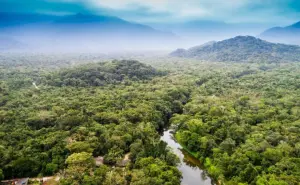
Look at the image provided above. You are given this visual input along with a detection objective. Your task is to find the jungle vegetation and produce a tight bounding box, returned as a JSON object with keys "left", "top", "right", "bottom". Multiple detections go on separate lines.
{"left": 0, "top": 53, "right": 300, "bottom": 185}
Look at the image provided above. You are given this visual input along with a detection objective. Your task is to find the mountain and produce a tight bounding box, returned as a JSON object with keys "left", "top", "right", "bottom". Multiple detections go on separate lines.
{"left": 0, "top": 12, "right": 178, "bottom": 52}
{"left": 170, "top": 36, "right": 300, "bottom": 63}
{"left": 259, "top": 21, "right": 300, "bottom": 45}
{"left": 150, "top": 20, "right": 269, "bottom": 47}
{"left": 0, "top": 12, "right": 57, "bottom": 27}
{"left": 52, "top": 13, "right": 175, "bottom": 38}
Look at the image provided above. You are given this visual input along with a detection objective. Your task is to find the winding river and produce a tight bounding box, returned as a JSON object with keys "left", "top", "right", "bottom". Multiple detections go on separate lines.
{"left": 161, "top": 130, "right": 214, "bottom": 185}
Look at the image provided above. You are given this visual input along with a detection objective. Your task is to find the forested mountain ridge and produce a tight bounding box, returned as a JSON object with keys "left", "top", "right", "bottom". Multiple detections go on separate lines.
{"left": 170, "top": 36, "right": 300, "bottom": 63}
{"left": 44, "top": 60, "right": 166, "bottom": 87}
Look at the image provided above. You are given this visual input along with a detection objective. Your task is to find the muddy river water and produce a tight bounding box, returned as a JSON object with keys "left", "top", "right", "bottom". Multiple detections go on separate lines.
{"left": 161, "top": 130, "right": 214, "bottom": 185}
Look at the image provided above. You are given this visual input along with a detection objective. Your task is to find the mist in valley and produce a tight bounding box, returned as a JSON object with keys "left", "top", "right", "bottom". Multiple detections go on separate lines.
{"left": 1, "top": 11, "right": 299, "bottom": 55}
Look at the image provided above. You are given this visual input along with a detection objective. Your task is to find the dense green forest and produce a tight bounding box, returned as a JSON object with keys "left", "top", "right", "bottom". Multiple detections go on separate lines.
{"left": 0, "top": 57, "right": 187, "bottom": 184}
{"left": 171, "top": 63, "right": 300, "bottom": 184}
{"left": 0, "top": 53, "right": 300, "bottom": 185}
{"left": 44, "top": 60, "right": 166, "bottom": 87}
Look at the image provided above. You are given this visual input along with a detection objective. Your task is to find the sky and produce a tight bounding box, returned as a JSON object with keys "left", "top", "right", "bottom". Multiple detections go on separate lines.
{"left": 1, "top": 0, "right": 300, "bottom": 25}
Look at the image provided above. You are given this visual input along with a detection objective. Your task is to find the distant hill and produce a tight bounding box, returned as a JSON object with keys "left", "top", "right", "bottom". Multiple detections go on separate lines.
{"left": 0, "top": 12, "right": 177, "bottom": 52}
{"left": 45, "top": 60, "right": 166, "bottom": 87}
{"left": 0, "top": 36, "right": 25, "bottom": 50}
{"left": 150, "top": 20, "right": 268, "bottom": 47}
{"left": 0, "top": 12, "right": 56, "bottom": 27}
{"left": 260, "top": 21, "right": 300, "bottom": 45}
{"left": 53, "top": 13, "right": 173, "bottom": 36}
{"left": 170, "top": 36, "right": 300, "bottom": 63}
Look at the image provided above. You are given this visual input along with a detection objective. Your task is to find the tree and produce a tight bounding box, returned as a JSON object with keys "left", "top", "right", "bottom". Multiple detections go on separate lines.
{"left": 64, "top": 152, "right": 95, "bottom": 184}
{"left": 67, "top": 142, "right": 93, "bottom": 153}
{"left": 220, "top": 138, "right": 236, "bottom": 155}
{"left": 0, "top": 169, "right": 4, "bottom": 181}
{"left": 45, "top": 163, "right": 58, "bottom": 175}
{"left": 94, "top": 165, "right": 110, "bottom": 184}
{"left": 263, "top": 148, "right": 283, "bottom": 164}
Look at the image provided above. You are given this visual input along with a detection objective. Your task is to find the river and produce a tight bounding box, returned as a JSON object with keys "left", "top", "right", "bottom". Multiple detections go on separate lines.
{"left": 161, "top": 130, "right": 214, "bottom": 185}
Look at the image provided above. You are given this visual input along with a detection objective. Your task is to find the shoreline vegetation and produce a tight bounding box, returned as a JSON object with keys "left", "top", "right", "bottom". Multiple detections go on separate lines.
{"left": 174, "top": 132, "right": 222, "bottom": 185}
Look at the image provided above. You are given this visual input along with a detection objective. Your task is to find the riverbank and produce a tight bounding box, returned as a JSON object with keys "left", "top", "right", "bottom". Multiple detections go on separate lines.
{"left": 161, "top": 130, "right": 213, "bottom": 185}
{"left": 173, "top": 131, "right": 223, "bottom": 185}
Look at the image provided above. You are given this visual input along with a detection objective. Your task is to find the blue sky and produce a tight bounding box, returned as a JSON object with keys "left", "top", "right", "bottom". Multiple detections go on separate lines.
{"left": 1, "top": 0, "right": 299, "bottom": 25}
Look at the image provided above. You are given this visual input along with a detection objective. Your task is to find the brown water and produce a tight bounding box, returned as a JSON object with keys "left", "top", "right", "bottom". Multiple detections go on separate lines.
{"left": 161, "top": 130, "right": 214, "bottom": 185}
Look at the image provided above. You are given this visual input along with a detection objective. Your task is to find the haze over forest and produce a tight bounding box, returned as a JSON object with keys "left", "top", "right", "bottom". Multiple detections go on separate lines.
{"left": 0, "top": 0, "right": 300, "bottom": 52}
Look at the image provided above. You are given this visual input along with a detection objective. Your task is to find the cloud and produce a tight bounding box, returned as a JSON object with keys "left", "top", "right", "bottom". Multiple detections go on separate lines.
{"left": 85, "top": 0, "right": 247, "bottom": 21}
{"left": 88, "top": 0, "right": 171, "bottom": 10}
{"left": 0, "top": 0, "right": 299, "bottom": 24}
{"left": 0, "top": 0, "right": 91, "bottom": 14}
{"left": 74, "top": 0, "right": 300, "bottom": 24}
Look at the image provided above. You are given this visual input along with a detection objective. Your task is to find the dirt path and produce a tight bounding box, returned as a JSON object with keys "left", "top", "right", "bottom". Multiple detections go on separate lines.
{"left": 124, "top": 153, "right": 130, "bottom": 160}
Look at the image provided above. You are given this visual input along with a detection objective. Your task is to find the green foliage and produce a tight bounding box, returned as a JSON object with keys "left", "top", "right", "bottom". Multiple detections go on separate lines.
{"left": 45, "top": 60, "right": 166, "bottom": 87}
{"left": 173, "top": 62, "right": 300, "bottom": 184}
{"left": 0, "top": 169, "right": 4, "bottom": 180}
{"left": 67, "top": 142, "right": 93, "bottom": 153}
{"left": 94, "top": 165, "right": 110, "bottom": 183}
{"left": 45, "top": 163, "right": 58, "bottom": 175}
{"left": 133, "top": 157, "right": 182, "bottom": 185}
{"left": 9, "top": 158, "right": 40, "bottom": 177}
{"left": 63, "top": 152, "right": 95, "bottom": 184}
{"left": 0, "top": 57, "right": 187, "bottom": 183}
{"left": 1, "top": 54, "right": 300, "bottom": 185}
